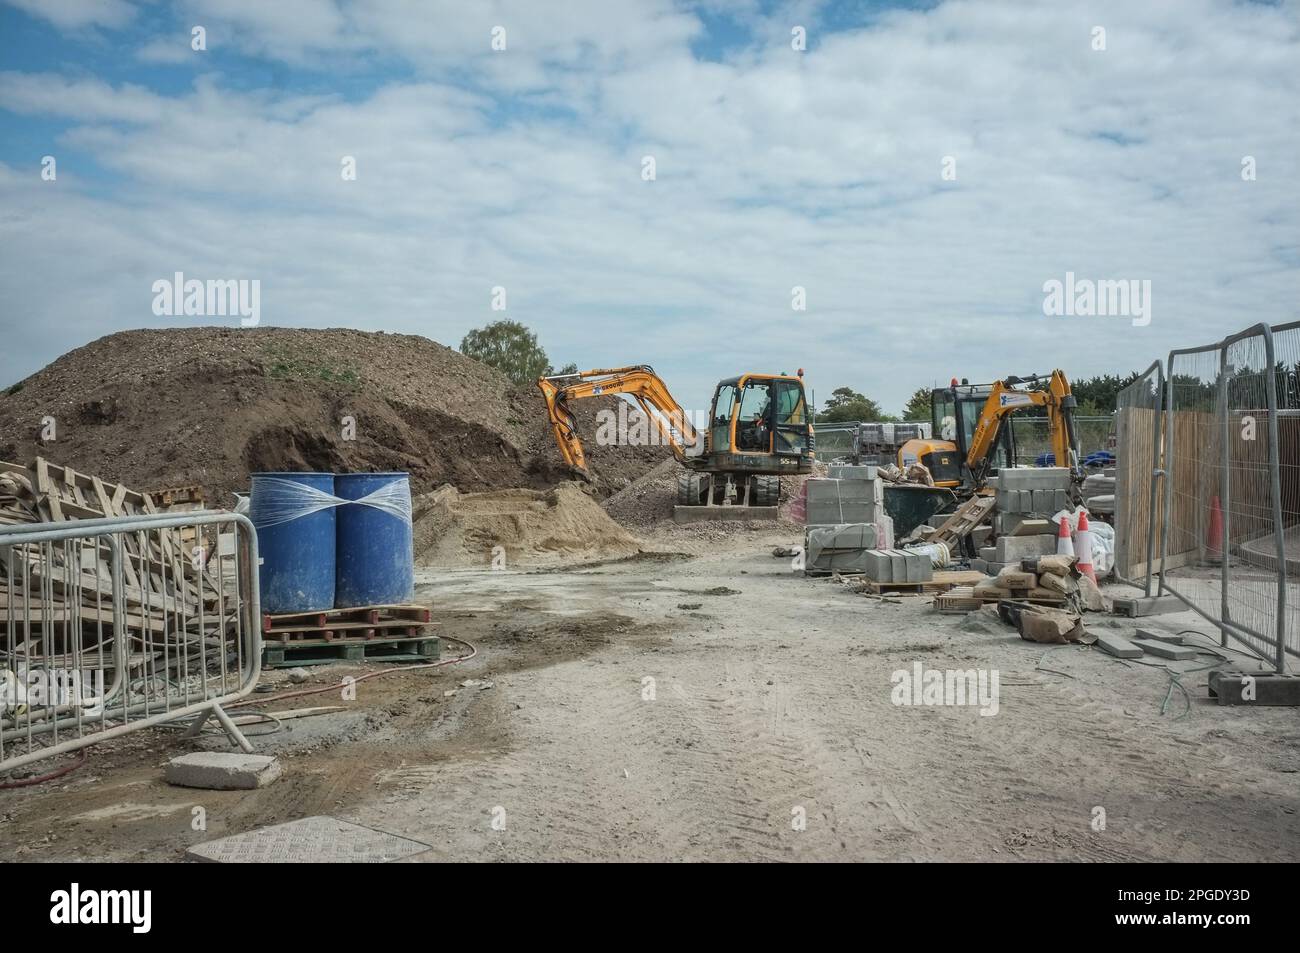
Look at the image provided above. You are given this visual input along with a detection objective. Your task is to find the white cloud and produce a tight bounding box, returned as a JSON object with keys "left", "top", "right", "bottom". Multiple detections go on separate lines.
{"left": 1, "top": 0, "right": 1298, "bottom": 415}
{"left": 2, "top": 0, "right": 136, "bottom": 30}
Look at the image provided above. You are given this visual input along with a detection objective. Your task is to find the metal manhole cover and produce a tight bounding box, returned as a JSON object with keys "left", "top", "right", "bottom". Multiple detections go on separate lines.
{"left": 186, "top": 816, "right": 431, "bottom": 863}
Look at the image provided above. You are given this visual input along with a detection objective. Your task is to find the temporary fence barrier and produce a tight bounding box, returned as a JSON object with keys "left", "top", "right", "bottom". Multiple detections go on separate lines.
{"left": 1, "top": 510, "right": 261, "bottom": 773}
{"left": 1114, "top": 321, "right": 1296, "bottom": 671}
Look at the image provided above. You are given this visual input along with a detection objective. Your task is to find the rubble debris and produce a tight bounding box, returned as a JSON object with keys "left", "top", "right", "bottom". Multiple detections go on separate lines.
{"left": 998, "top": 602, "right": 1092, "bottom": 645}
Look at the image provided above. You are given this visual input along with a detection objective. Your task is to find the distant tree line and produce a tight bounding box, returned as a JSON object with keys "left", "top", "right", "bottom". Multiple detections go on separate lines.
{"left": 818, "top": 372, "right": 1149, "bottom": 424}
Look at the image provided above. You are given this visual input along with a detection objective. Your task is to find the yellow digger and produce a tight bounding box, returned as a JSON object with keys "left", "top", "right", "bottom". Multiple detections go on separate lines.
{"left": 538, "top": 366, "right": 814, "bottom": 508}
{"left": 898, "top": 370, "right": 1080, "bottom": 490}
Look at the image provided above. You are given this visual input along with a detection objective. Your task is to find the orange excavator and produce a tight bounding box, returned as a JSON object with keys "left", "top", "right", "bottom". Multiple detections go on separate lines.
{"left": 538, "top": 365, "right": 814, "bottom": 507}
{"left": 897, "top": 370, "right": 1080, "bottom": 490}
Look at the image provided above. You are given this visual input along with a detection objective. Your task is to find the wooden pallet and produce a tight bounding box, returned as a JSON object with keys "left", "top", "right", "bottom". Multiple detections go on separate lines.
{"left": 844, "top": 569, "right": 987, "bottom": 595}
{"left": 934, "top": 585, "right": 1067, "bottom": 613}
{"left": 265, "top": 621, "right": 436, "bottom": 643}
{"left": 927, "top": 494, "right": 996, "bottom": 549}
{"left": 262, "top": 603, "right": 431, "bottom": 634}
{"left": 263, "top": 633, "right": 440, "bottom": 668}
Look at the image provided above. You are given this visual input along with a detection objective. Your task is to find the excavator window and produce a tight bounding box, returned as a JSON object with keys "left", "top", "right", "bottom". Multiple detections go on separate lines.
{"left": 711, "top": 384, "right": 736, "bottom": 452}
{"left": 736, "top": 381, "right": 772, "bottom": 451}
{"left": 933, "top": 390, "right": 957, "bottom": 442}
{"left": 772, "top": 380, "right": 808, "bottom": 454}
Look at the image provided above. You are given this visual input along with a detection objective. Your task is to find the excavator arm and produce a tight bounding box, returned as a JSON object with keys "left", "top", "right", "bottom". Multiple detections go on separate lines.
{"left": 966, "top": 370, "right": 1079, "bottom": 481}
{"left": 538, "top": 365, "right": 700, "bottom": 476}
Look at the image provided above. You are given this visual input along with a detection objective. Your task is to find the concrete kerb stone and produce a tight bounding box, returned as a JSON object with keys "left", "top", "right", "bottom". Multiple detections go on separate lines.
{"left": 166, "top": 752, "right": 282, "bottom": 790}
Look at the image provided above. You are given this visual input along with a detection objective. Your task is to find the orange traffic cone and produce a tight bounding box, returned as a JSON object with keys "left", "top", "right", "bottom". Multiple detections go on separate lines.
{"left": 1056, "top": 516, "right": 1074, "bottom": 557}
{"left": 1075, "top": 512, "right": 1097, "bottom": 583}
{"left": 1206, "top": 495, "right": 1224, "bottom": 561}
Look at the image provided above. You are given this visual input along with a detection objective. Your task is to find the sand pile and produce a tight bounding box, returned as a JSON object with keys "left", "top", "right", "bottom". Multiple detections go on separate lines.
{"left": 0, "top": 327, "right": 669, "bottom": 504}
{"left": 413, "top": 482, "right": 644, "bottom": 568}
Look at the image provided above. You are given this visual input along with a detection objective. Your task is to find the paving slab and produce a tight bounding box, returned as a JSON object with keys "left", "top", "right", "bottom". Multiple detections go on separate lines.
{"left": 1096, "top": 633, "right": 1144, "bottom": 658}
{"left": 1131, "top": 639, "right": 1199, "bottom": 660}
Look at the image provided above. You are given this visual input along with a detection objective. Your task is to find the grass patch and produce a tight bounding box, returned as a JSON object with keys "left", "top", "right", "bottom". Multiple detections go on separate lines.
{"left": 260, "top": 344, "right": 360, "bottom": 389}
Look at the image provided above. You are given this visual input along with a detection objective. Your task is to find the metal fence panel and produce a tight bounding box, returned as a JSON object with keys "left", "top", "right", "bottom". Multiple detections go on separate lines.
{"left": 1113, "top": 362, "right": 1163, "bottom": 593}
{"left": 1, "top": 511, "right": 261, "bottom": 772}
{"left": 1159, "top": 323, "right": 1292, "bottom": 670}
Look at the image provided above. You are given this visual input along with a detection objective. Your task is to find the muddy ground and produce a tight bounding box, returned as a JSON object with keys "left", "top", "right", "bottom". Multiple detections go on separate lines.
{"left": 2, "top": 530, "right": 1298, "bottom": 862}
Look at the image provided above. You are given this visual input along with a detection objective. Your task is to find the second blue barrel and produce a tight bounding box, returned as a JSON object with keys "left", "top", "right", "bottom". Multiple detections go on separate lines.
{"left": 334, "top": 472, "right": 414, "bottom": 608}
{"left": 249, "top": 472, "right": 337, "bottom": 614}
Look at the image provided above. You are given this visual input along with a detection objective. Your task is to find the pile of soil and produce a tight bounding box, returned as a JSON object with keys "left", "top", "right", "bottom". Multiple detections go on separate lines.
{"left": 413, "top": 482, "right": 643, "bottom": 568}
{"left": 0, "top": 327, "right": 669, "bottom": 505}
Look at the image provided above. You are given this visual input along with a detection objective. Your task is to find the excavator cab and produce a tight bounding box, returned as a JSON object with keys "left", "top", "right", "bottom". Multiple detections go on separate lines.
{"left": 911, "top": 382, "right": 1016, "bottom": 486}
{"left": 708, "top": 375, "right": 811, "bottom": 461}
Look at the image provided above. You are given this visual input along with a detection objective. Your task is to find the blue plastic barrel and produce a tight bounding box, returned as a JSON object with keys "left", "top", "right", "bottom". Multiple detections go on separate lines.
{"left": 249, "top": 472, "right": 337, "bottom": 614}
{"left": 334, "top": 472, "right": 414, "bottom": 608}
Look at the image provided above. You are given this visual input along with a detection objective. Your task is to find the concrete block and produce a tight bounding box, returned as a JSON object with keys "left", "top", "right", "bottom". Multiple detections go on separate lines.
{"left": 993, "top": 534, "right": 1057, "bottom": 562}
{"left": 827, "top": 465, "right": 879, "bottom": 483}
{"left": 1131, "top": 639, "right": 1198, "bottom": 661}
{"left": 970, "top": 524, "right": 993, "bottom": 548}
{"left": 898, "top": 549, "right": 932, "bottom": 582}
{"left": 808, "top": 502, "right": 881, "bottom": 525}
{"left": 1096, "top": 633, "right": 1144, "bottom": 658}
{"left": 997, "top": 515, "right": 1052, "bottom": 537}
{"left": 997, "top": 467, "right": 1072, "bottom": 491}
{"left": 979, "top": 545, "right": 997, "bottom": 562}
{"left": 1209, "top": 671, "right": 1300, "bottom": 706}
{"left": 860, "top": 550, "right": 895, "bottom": 582}
{"left": 1031, "top": 489, "right": 1051, "bottom": 513}
{"left": 804, "top": 523, "right": 890, "bottom": 573}
{"left": 887, "top": 550, "right": 907, "bottom": 581}
{"left": 166, "top": 752, "right": 282, "bottom": 790}
{"left": 1136, "top": 628, "right": 1184, "bottom": 644}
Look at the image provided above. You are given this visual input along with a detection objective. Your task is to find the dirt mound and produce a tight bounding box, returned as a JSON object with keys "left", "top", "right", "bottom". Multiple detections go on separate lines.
{"left": 413, "top": 482, "right": 644, "bottom": 568}
{"left": 0, "top": 327, "right": 668, "bottom": 504}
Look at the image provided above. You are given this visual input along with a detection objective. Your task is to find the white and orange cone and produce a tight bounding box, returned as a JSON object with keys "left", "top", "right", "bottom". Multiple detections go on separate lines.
{"left": 1075, "top": 511, "right": 1097, "bottom": 583}
{"left": 1056, "top": 515, "right": 1074, "bottom": 557}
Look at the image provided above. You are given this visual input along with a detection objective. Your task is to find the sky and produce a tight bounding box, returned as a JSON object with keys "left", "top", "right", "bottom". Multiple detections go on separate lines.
{"left": 0, "top": 0, "right": 1297, "bottom": 416}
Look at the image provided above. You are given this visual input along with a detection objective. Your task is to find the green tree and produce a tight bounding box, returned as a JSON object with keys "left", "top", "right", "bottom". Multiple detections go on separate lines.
{"left": 460, "top": 320, "right": 551, "bottom": 386}
{"left": 901, "top": 387, "right": 933, "bottom": 422}
{"left": 820, "top": 386, "right": 895, "bottom": 423}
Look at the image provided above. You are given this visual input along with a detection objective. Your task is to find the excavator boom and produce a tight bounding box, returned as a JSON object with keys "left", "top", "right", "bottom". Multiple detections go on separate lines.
{"left": 966, "top": 369, "right": 1078, "bottom": 480}
{"left": 538, "top": 365, "right": 700, "bottom": 476}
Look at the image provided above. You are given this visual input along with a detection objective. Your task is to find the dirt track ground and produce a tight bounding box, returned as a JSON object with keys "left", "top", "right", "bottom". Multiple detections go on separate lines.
{"left": 3, "top": 537, "right": 1299, "bottom": 862}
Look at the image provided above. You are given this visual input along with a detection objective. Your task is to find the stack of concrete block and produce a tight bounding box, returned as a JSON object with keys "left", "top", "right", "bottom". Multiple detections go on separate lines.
{"left": 978, "top": 468, "right": 1072, "bottom": 575}
{"left": 860, "top": 548, "right": 933, "bottom": 584}
{"left": 805, "top": 523, "right": 884, "bottom": 573}
{"left": 994, "top": 467, "right": 1071, "bottom": 517}
{"left": 805, "top": 476, "right": 884, "bottom": 524}
{"left": 802, "top": 475, "right": 894, "bottom": 574}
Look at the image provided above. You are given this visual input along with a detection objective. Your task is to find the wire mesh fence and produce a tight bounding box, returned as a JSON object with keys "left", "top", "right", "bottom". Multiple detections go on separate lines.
{"left": 1112, "top": 362, "right": 1163, "bottom": 593}
{"left": 1130, "top": 321, "right": 1297, "bottom": 672}
{"left": 1007, "top": 415, "right": 1113, "bottom": 466}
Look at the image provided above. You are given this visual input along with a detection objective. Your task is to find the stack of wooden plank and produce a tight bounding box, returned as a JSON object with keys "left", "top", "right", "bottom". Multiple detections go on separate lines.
{"left": 0, "top": 456, "right": 227, "bottom": 651}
